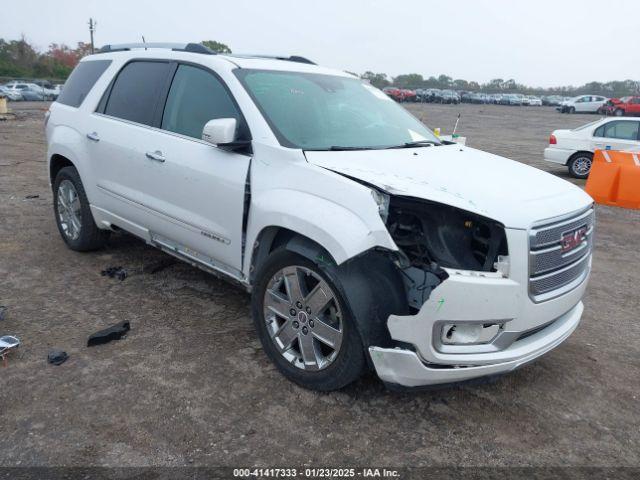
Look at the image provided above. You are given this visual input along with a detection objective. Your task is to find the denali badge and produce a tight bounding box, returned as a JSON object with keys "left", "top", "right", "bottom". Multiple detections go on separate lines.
{"left": 561, "top": 226, "right": 587, "bottom": 253}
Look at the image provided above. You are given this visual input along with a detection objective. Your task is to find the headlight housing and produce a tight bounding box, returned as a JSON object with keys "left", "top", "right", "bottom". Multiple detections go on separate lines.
{"left": 385, "top": 196, "right": 508, "bottom": 272}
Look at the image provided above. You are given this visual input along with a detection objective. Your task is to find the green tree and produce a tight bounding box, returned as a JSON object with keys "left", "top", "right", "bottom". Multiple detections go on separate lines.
{"left": 360, "top": 71, "right": 390, "bottom": 89}
{"left": 394, "top": 73, "right": 424, "bottom": 88}
{"left": 200, "top": 40, "right": 232, "bottom": 54}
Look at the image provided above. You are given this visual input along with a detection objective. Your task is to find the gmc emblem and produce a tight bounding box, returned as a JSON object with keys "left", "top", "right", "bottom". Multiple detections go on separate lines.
{"left": 561, "top": 226, "right": 587, "bottom": 253}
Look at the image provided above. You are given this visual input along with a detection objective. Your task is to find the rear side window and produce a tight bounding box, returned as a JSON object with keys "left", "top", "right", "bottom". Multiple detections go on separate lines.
{"left": 57, "top": 60, "right": 111, "bottom": 108}
{"left": 161, "top": 64, "right": 242, "bottom": 139}
{"left": 104, "top": 61, "right": 172, "bottom": 126}
{"left": 594, "top": 121, "right": 640, "bottom": 140}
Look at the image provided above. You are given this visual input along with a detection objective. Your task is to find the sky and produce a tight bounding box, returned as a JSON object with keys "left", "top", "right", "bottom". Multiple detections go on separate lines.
{"left": 2, "top": 0, "right": 639, "bottom": 88}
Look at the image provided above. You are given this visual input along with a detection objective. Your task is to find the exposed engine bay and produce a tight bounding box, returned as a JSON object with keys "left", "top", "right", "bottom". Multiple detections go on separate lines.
{"left": 385, "top": 196, "right": 509, "bottom": 310}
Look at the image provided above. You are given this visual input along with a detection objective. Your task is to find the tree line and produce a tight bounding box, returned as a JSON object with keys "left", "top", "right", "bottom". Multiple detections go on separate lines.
{"left": 2, "top": 37, "right": 638, "bottom": 98}
{"left": 362, "top": 72, "right": 640, "bottom": 98}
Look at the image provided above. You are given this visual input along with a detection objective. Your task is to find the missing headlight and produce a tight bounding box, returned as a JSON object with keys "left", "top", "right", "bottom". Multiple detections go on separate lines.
{"left": 386, "top": 197, "right": 508, "bottom": 272}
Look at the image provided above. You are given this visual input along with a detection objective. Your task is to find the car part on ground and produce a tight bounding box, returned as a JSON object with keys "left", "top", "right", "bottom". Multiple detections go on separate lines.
{"left": 87, "top": 321, "right": 131, "bottom": 347}
{"left": 47, "top": 349, "right": 69, "bottom": 365}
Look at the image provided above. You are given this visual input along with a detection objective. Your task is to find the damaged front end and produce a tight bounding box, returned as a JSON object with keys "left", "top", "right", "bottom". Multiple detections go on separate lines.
{"left": 384, "top": 195, "right": 509, "bottom": 311}
{"left": 366, "top": 191, "right": 561, "bottom": 388}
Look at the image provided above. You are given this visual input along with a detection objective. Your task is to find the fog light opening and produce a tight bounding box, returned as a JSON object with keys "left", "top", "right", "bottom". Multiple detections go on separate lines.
{"left": 441, "top": 322, "right": 503, "bottom": 345}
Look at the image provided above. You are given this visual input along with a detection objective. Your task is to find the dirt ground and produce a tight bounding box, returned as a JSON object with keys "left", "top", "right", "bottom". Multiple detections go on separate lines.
{"left": 0, "top": 102, "right": 638, "bottom": 470}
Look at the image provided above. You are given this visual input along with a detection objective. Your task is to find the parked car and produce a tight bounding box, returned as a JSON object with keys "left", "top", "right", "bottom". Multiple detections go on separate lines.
{"left": 599, "top": 96, "right": 640, "bottom": 117}
{"left": 400, "top": 89, "right": 417, "bottom": 102}
{"left": 527, "top": 96, "right": 542, "bottom": 106}
{"left": 558, "top": 95, "right": 608, "bottom": 114}
{"left": 47, "top": 43, "right": 594, "bottom": 391}
{"left": 382, "top": 87, "right": 403, "bottom": 102}
{"left": 436, "top": 89, "right": 459, "bottom": 104}
{"left": 500, "top": 94, "right": 522, "bottom": 106}
{"left": 545, "top": 117, "right": 640, "bottom": 178}
{"left": 3, "top": 82, "right": 50, "bottom": 101}
{"left": 0, "top": 85, "right": 23, "bottom": 101}
{"left": 20, "top": 87, "right": 46, "bottom": 101}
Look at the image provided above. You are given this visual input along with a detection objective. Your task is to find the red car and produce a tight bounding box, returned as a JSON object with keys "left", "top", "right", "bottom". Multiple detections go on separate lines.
{"left": 599, "top": 96, "right": 640, "bottom": 116}
{"left": 382, "top": 87, "right": 417, "bottom": 102}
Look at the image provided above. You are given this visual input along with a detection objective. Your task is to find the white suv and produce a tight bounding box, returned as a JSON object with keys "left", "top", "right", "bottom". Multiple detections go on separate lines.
{"left": 46, "top": 43, "right": 594, "bottom": 391}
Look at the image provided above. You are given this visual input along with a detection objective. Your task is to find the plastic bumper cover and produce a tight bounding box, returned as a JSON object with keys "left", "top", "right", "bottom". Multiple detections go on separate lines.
{"left": 369, "top": 301, "right": 583, "bottom": 387}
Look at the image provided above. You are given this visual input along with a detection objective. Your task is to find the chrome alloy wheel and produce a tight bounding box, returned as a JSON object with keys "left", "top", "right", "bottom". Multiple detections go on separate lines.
{"left": 572, "top": 156, "right": 592, "bottom": 176}
{"left": 57, "top": 179, "right": 82, "bottom": 240}
{"left": 263, "top": 266, "right": 344, "bottom": 371}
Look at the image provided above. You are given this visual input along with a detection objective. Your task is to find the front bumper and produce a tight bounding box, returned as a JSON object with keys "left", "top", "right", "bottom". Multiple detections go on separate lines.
{"left": 370, "top": 301, "right": 583, "bottom": 387}
{"left": 369, "top": 226, "right": 590, "bottom": 388}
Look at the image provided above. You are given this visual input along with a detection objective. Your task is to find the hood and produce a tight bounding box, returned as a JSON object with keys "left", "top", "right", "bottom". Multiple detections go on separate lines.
{"left": 305, "top": 145, "right": 592, "bottom": 229}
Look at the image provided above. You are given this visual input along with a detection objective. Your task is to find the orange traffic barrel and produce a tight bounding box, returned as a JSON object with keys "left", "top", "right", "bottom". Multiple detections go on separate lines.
{"left": 585, "top": 149, "right": 640, "bottom": 210}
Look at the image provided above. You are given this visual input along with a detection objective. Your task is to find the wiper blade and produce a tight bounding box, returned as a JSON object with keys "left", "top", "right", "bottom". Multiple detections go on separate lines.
{"left": 386, "top": 140, "right": 441, "bottom": 149}
{"left": 327, "top": 145, "right": 378, "bottom": 151}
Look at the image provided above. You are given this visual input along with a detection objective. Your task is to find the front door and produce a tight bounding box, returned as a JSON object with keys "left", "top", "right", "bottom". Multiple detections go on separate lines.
{"left": 138, "top": 63, "right": 251, "bottom": 277}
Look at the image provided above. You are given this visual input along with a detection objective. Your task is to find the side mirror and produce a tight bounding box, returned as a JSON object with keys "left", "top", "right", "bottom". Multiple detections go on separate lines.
{"left": 202, "top": 118, "right": 237, "bottom": 145}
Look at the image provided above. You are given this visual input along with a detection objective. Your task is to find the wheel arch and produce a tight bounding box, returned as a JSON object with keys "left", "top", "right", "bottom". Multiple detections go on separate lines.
{"left": 49, "top": 153, "right": 75, "bottom": 187}
{"left": 249, "top": 226, "right": 410, "bottom": 363}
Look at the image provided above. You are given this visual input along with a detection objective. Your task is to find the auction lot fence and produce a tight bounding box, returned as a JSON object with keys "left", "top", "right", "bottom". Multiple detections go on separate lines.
{"left": 0, "top": 468, "right": 639, "bottom": 479}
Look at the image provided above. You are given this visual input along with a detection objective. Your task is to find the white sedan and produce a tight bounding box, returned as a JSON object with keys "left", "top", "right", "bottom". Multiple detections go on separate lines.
{"left": 544, "top": 117, "right": 640, "bottom": 178}
{"left": 558, "top": 95, "right": 608, "bottom": 114}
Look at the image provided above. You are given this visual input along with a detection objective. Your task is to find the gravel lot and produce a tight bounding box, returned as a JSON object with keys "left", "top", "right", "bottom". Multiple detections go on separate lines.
{"left": 0, "top": 102, "right": 638, "bottom": 471}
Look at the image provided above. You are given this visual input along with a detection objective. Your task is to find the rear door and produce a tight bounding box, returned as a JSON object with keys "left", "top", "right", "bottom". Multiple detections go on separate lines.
{"left": 87, "top": 60, "right": 175, "bottom": 232}
{"left": 592, "top": 120, "right": 640, "bottom": 151}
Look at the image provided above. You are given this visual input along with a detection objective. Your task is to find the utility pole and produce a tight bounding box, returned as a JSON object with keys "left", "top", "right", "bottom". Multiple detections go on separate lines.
{"left": 88, "top": 18, "right": 96, "bottom": 53}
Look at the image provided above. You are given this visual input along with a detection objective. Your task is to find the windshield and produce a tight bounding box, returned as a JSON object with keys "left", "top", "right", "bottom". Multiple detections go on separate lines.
{"left": 235, "top": 69, "right": 440, "bottom": 150}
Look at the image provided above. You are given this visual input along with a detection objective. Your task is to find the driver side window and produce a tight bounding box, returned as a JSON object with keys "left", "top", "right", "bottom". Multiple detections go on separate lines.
{"left": 161, "top": 64, "right": 243, "bottom": 140}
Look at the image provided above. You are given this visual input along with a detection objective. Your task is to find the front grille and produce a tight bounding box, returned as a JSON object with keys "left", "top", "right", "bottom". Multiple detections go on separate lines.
{"left": 529, "top": 207, "right": 594, "bottom": 302}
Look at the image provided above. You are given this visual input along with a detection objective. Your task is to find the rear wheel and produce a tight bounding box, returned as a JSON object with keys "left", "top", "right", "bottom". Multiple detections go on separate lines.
{"left": 251, "top": 250, "right": 365, "bottom": 391}
{"left": 53, "top": 166, "right": 109, "bottom": 251}
{"left": 568, "top": 152, "right": 593, "bottom": 179}
{"left": 568, "top": 107, "right": 575, "bottom": 114}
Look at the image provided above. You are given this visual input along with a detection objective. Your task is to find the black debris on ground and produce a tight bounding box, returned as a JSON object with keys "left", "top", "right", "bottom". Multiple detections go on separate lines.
{"left": 87, "top": 321, "right": 131, "bottom": 347}
{"left": 24, "top": 194, "right": 39, "bottom": 199}
{"left": 101, "top": 266, "right": 127, "bottom": 281}
{"left": 0, "top": 306, "right": 6, "bottom": 321}
{"left": 47, "top": 350, "right": 69, "bottom": 366}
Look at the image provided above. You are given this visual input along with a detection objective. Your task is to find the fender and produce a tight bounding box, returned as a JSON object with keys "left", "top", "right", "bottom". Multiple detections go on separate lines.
{"left": 245, "top": 188, "right": 396, "bottom": 276}
{"left": 47, "top": 125, "right": 95, "bottom": 198}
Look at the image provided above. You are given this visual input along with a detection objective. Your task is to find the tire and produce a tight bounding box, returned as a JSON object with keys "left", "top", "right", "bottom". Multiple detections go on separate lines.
{"left": 53, "top": 166, "right": 109, "bottom": 251}
{"left": 614, "top": 108, "right": 624, "bottom": 117}
{"left": 251, "top": 250, "right": 365, "bottom": 391}
{"left": 568, "top": 152, "right": 593, "bottom": 179}
{"left": 568, "top": 107, "right": 575, "bottom": 114}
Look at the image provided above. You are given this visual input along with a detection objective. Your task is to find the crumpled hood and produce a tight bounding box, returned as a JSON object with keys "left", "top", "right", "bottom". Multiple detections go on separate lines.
{"left": 305, "top": 144, "right": 593, "bottom": 229}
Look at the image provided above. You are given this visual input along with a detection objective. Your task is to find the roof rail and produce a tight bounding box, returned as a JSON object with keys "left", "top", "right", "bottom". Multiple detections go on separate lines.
{"left": 228, "top": 54, "right": 316, "bottom": 65}
{"left": 98, "top": 43, "right": 215, "bottom": 55}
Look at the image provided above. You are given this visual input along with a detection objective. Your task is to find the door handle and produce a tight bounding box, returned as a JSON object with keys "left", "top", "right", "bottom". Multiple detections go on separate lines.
{"left": 86, "top": 132, "right": 100, "bottom": 142}
{"left": 145, "top": 150, "right": 166, "bottom": 163}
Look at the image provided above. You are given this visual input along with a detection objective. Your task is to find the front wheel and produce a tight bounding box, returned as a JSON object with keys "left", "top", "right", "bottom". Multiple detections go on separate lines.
{"left": 251, "top": 250, "right": 365, "bottom": 391}
{"left": 614, "top": 108, "right": 624, "bottom": 117}
{"left": 568, "top": 152, "right": 593, "bottom": 179}
{"left": 568, "top": 107, "right": 575, "bottom": 114}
